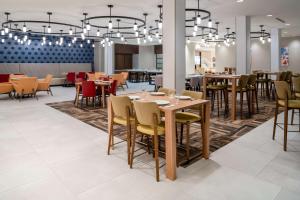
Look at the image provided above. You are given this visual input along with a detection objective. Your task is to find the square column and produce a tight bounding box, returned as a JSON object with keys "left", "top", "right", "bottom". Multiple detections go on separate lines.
{"left": 163, "top": 0, "right": 186, "bottom": 94}
{"left": 236, "top": 16, "right": 251, "bottom": 74}
{"left": 94, "top": 44, "right": 105, "bottom": 72}
{"left": 104, "top": 44, "right": 115, "bottom": 75}
{"left": 271, "top": 28, "right": 281, "bottom": 72}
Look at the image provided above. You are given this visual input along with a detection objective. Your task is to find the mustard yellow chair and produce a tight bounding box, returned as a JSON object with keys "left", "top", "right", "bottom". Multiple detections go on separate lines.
{"left": 111, "top": 74, "right": 124, "bottom": 89}
{"left": 175, "top": 90, "right": 203, "bottom": 161}
{"left": 0, "top": 83, "right": 13, "bottom": 98}
{"left": 120, "top": 72, "right": 129, "bottom": 88}
{"left": 131, "top": 101, "right": 165, "bottom": 182}
{"left": 291, "top": 76, "right": 300, "bottom": 127}
{"left": 108, "top": 95, "right": 134, "bottom": 164}
{"left": 157, "top": 87, "right": 175, "bottom": 96}
{"left": 12, "top": 77, "right": 38, "bottom": 101}
{"left": 37, "top": 74, "right": 53, "bottom": 96}
{"left": 273, "top": 81, "right": 300, "bottom": 151}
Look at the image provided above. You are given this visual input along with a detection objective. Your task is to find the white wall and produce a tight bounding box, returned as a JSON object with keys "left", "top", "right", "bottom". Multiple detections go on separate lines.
{"left": 94, "top": 43, "right": 104, "bottom": 72}
{"left": 185, "top": 43, "right": 196, "bottom": 75}
{"left": 281, "top": 36, "right": 300, "bottom": 73}
{"left": 250, "top": 40, "right": 271, "bottom": 71}
{"left": 137, "top": 46, "right": 156, "bottom": 69}
{"left": 215, "top": 45, "right": 236, "bottom": 72}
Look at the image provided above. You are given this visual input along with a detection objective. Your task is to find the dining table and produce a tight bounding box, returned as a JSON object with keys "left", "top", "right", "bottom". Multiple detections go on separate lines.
{"left": 75, "top": 80, "right": 111, "bottom": 108}
{"left": 107, "top": 92, "right": 211, "bottom": 181}
{"left": 202, "top": 74, "right": 241, "bottom": 121}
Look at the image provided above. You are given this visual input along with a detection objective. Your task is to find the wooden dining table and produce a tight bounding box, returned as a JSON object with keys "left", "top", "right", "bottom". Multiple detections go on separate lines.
{"left": 107, "top": 92, "right": 211, "bottom": 181}
{"left": 203, "top": 74, "right": 241, "bottom": 121}
{"left": 75, "top": 80, "right": 111, "bottom": 108}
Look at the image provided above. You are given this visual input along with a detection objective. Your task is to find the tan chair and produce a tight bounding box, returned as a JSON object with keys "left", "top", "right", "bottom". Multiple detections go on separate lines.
{"left": 120, "top": 72, "right": 129, "bottom": 88}
{"left": 158, "top": 87, "right": 175, "bottom": 96}
{"left": 37, "top": 74, "right": 53, "bottom": 96}
{"left": 131, "top": 101, "right": 165, "bottom": 182}
{"left": 273, "top": 81, "right": 300, "bottom": 151}
{"left": 108, "top": 95, "right": 134, "bottom": 164}
{"left": 12, "top": 77, "right": 38, "bottom": 101}
{"left": 175, "top": 90, "right": 203, "bottom": 161}
{"left": 111, "top": 74, "right": 124, "bottom": 89}
{"left": 0, "top": 83, "right": 13, "bottom": 97}
{"left": 9, "top": 74, "right": 26, "bottom": 81}
{"left": 95, "top": 72, "right": 106, "bottom": 79}
{"left": 291, "top": 76, "right": 300, "bottom": 127}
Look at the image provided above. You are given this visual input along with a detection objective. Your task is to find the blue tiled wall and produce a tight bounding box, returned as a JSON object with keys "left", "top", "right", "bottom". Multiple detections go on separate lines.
{"left": 0, "top": 36, "right": 94, "bottom": 64}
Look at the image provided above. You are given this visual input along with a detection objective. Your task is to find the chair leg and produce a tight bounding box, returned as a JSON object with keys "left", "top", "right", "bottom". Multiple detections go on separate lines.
{"left": 126, "top": 123, "right": 131, "bottom": 165}
{"left": 240, "top": 92, "right": 244, "bottom": 119}
{"left": 186, "top": 122, "right": 190, "bottom": 161}
{"left": 49, "top": 87, "right": 53, "bottom": 96}
{"left": 272, "top": 104, "right": 278, "bottom": 140}
{"left": 216, "top": 90, "right": 220, "bottom": 117}
{"left": 291, "top": 109, "right": 295, "bottom": 125}
{"left": 130, "top": 128, "right": 137, "bottom": 168}
{"left": 154, "top": 134, "right": 160, "bottom": 182}
{"left": 107, "top": 122, "right": 114, "bottom": 155}
{"left": 255, "top": 88, "right": 259, "bottom": 113}
{"left": 246, "top": 91, "right": 251, "bottom": 117}
{"left": 180, "top": 124, "right": 184, "bottom": 145}
{"left": 284, "top": 107, "right": 288, "bottom": 151}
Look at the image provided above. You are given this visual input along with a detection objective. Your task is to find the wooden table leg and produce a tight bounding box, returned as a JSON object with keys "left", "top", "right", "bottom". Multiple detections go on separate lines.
{"left": 101, "top": 86, "right": 105, "bottom": 108}
{"left": 202, "top": 101, "right": 211, "bottom": 159}
{"left": 231, "top": 78, "right": 237, "bottom": 120}
{"left": 203, "top": 77, "right": 207, "bottom": 99}
{"left": 164, "top": 110, "right": 177, "bottom": 181}
{"left": 107, "top": 97, "right": 113, "bottom": 139}
{"left": 75, "top": 85, "right": 80, "bottom": 107}
{"left": 266, "top": 74, "right": 270, "bottom": 100}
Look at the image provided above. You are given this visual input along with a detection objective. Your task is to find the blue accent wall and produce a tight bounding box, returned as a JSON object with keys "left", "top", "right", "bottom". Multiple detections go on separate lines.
{"left": 0, "top": 37, "right": 94, "bottom": 64}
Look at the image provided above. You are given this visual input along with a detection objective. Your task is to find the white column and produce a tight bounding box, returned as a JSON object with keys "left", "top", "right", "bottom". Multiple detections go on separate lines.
{"left": 271, "top": 28, "right": 281, "bottom": 72}
{"left": 94, "top": 43, "right": 105, "bottom": 72}
{"left": 236, "top": 16, "right": 251, "bottom": 74}
{"left": 104, "top": 44, "right": 114, "bottom": 75}
{"left": 163, "top": 0, "right": 186, "bottom": 93}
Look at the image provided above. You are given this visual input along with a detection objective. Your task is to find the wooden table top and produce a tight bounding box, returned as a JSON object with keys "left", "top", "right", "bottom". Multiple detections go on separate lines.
{"left": 123, "top": 92, "right": 210, "bottom": 112}
{"left": 75, "top": 80, "right": 112, "bottom": 86}
{"left": 204, "top": 74, "right": 241, "bottom": 79}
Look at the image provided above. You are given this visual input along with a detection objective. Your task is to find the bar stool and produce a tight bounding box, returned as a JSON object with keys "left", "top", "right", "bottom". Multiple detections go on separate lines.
{"left": 247, "top": 74, "right": 259, "bottom": 114}
{"left": 207, "top": 79, "right": 228, "bottom": 117}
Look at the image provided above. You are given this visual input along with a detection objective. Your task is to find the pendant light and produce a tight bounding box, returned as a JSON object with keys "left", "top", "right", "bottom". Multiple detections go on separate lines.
{"left": 116, "top": 19, "right": 121, "bottom": 37}
{"left": 133, "top": 20, "right": 138, "bottom": 31}
{"left": 208, "top": 18, "right": 212, "bottom": 28}
{"left": 121, "top": 35, "right": 124, "bottom": 41}
{"left": 69, "top": 27, "right": 73, "bottom": 35}
{"left": 268, "top": 36, "right": 271, "bottom": 43}
{"left": 143, "top": 13, "right": 148, "bottom": 34}
{"left": 187, "top": 37, "right": 190, "bottom": 44}
{"left": 215, "top": 22, "right": 219, "bottom": 39}
{"left": 22, "top": 23, "right": 27, "bottom": 32}
{"left": 47, "top": 12, "right": 52, "bottom": 33}
{"left": 97, "top": 29, "right": 100, "bottom": 37}
{"left": 158, "top": 37, "right": 162, "bottom": 44}
{"left": 157, "top": 5, "right": 163, "bottom": 29}
{"left": 108, "top": 5, "right": 113, "bottom": 30}
{"left": 4, "top": 12, "right": 10, "bottom": 33}
{"left": 193, "top": 31, "right": 197, "bottom": 37}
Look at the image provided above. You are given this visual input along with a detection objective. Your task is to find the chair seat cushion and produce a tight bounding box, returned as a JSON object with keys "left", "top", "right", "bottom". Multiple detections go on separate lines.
{"left": 0, "top": 83, "right": 13, "bottom": 94}
{"left": 113, "top": 116, "right": 134, "bottom": 126}
{"left": 227, "top": 87, "right": 247, "bottom": 92}
{"left": 137, "top": 123, "right": 165, "bottom": 135}
{"left": 295, "top": 93, "right": 300, "bottom": 98}
{"left": 207, "top": 85, "right": 227, "bottom": 90}
{"left": 278, "top": 100, "right": 300, "bottom": 108}
{"left": 175, "top": 112, "right": 201, "bottom": 123}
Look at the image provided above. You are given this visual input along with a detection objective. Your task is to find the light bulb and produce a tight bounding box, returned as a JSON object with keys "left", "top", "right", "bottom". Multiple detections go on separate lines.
{"left": 262, "top": 39, "right": 265, "bottom": 44}
{"left": 8, "top": 33, "right": 13, "bottom": 38}
{"left": 22, "top": 25, "right": 27, "bottom": 32}
{"left": 14, "top": 35, "right": 18, "bottom": 40}
{"left": 43, "top": 36, "right": 46, "bottom": 42}
{"left": 108, "top": 41, "right": 111, "bottom": 46}
{"left": 108, "top": 20, "right": 113, "bottom": 29}
{"left": 60, "top": 37, "right": 63, "bottom": 43}
{"left": 226, "top": 38, "right": 230, "bottom": 43}
{"left": 135, "top": 31, "right": 139, "bottom": 37}
{"left": 155, "top": 32, "right": 159, "bottom": 38}
{"left": 17, "top": 39, "right": 21, "bottom": 43}
{"left": 69, "top": 28, "right": 73, "bottom": 35}
{"left": 268, "top": 37, "right": 271, "bottom": 43}
{"left": 49, "top": 41, "right": 52, "bottom": 46}
{"left": 143, "top": 38, "right": 147, "bottom": 43}
{"left": 96, "top": 30, "right": 100, "bottom": 37}
{"left": 193, "top": 31, "right": 197, "bottom": 37}
{"left": 133, "top": 22, "right": 138, "bottom": 31}
{"left": 232, "top": 41, "right": 235, "bottom": 45}
{"left": 92, "top": 43, "right": 95, "bottom": 48}
{"left": 72, "top": 39, "right": 75, "bottom": 44}
{"left": 102, "top": 43, "right": 105, "bottom": 47}
{"left": 23, "top": 35, "right": 28, "bottom": 41}
{"left": 1, "top": 30, "right": 4, "bottom": 35}
{"left": 187, "top": 38, "right": 190, "bottom": 44}
{"left": 116, "top": 32, "right": 121, "bottom": 37}
{"left": 196, "top": 15, "right": 201, "bottom": 25}
{"left": 55, "top": 41, "right": 59, "bottom": 45}
{"left": 111, "top": 40, "right": 114, "bottom": 44}
{"left": 83, "top": 28, "right": 87, "bottom": 34}
{"left": 80, "top": 43, "right": 83, "bottom": 48}
{"left": 208, "top": 19, "right": 212, "bottom": 28}
{"left": 47, "top": 26, "right": 51, "bottom": 33}
{"left": 143, "top": 27, "right": 147, "bottom": 34}
{"left": 86, "top": 23, "right": 91, "bottom": 31}
{"left": 81, "top": 33, "right": 85, "bottom": 40}
{"left": 259, "top": 36, "right": 263, "bottom": 41}
{"left": 194, "top": 25, "right": 198, "bottom": 32}
{"left": 159, "top": 38, "right": 162, "bottom": 43}
{"left": 41, "top": 42, "right": 44, "bottom": 46}
{"left": 121, "top": 36, "right": 124, "bottom": 41}
{"left": 68, "top": 43, "right": 71, "bottom": 47}
{"left": 1, "top": 38, "right": 5, "bottom": 43}
{"left": 209, "top": 32, "right": 212, "bottom": 38}
{"left": 158, "top": 21, "right": 162, "bottom": 29}
{"left": 27, "top": 40, "right": 31, "bottom": 45}
{"left": 74, "top": 37, "right": 77, "bottom": 41}
{"left": 215, "top": 34, "right": 219, "bottom": 40}
{"left": 105, "top": 37, "right": 109, "bottom": 41}
{"left": 4, "top": 27, "right": 9, "bottom": 33}
{"left": 87, "top": 39, "right": 90, "bottom": 44}
{"left": 217, "top": 44, "right": 221, "bottom": 47}
{"left": 149, "top": 36, "right": 153, "bottom": 42}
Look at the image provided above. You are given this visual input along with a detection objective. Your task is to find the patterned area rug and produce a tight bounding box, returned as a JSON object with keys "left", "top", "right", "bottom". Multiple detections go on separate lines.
{"left": 47, "top": 95, "right": 276, "bottom": 168}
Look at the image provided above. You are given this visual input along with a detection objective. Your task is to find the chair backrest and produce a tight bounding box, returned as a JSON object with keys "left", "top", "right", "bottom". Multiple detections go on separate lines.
{"left": 66, "top": 72, "right": 76, "bottom": 82}
{"left": 0, "top": 74, "right": 10, "bottom": 83}
{"left": 158, "top": 87, "right": 175, "bottom": 96}
{"left": 274, "top": 81, "right": 292, "bottom": 100}
{"left": 293, "top": 76, "right": 300, "bottom": 93}
{"left": 110, "top": 74, "right": 123, "bottom": 86}
{"left": 14, "top": 77, "right": 38, "bottom": 94}
{"left": 45, "top": 74, "right": 53, "bottom": 84}
{"left": 182, "top": 90, "right": 203, "bottom": 99}
{"left": 110, "top": 95, "right": 132, "bottom": 119}
{"left": 82, "top": 81, "right": 96, "bottom": 97}
{"left": 190, "top": 76, "right": 201, "bottom": 88}
{"left": 238, "top": 75, "right": 249, "bottom": 89}
{"left": 121, "top": 72, "right": 129, "bottom": 81}
{"left": 279, "top": 71, "right": 287, "bottom": 81}
{"left": 109, "top": 80, "right": 118, "bottom": 95}
{"left": 247, "top": 74, "right": 257, "bottom": 86}
{"left": 133, "top": 101, "right": 161, "bottom": 126}
{"left": 285, "top": 71, "right": 292, "bottom": 82}
{"left": 10, "top": 74, "right": 26, "bottom": 80}
{"left": 95, "top": 72, "right": 106, "bottom": 79}
{"left": 77, "top": 72, "right": 86, "bottom": 79}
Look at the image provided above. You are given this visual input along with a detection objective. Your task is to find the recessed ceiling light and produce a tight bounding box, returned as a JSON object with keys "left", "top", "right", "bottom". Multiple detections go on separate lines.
{"left": 236, "top": 0, "right": 244, "bottom": 2}
{"left": 285, "top": 23, "right": 291, "bottom": 26}
{"left": 267, "top": 14, "right": 272, "bottom": 17}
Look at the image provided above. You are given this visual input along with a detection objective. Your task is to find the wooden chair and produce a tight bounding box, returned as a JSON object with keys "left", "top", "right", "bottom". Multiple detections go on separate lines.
{"left": 108, "top": 95, "right": 134, "bottom": 165}
{"left": 247, "top": 74, "right": 259, "bottom": 114}
{"left": 158, "top": 87, "right": 175, "bottom": 96}
{"left": 207, "top": 79, "right": 228, "bottom": 117}
{"left": 37, "top": 74, "right": 53, "bottom": 96}
{"left": 273, "top": 81, "right": 300, "bottom": 151}
{"left": 131, "top": 101, "right": 165, "bottom": 182}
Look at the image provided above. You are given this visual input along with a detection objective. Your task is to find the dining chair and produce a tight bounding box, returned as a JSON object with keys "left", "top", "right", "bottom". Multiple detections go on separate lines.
{"left": 207, "top": 79, "right": 228, "bottom": 117}
{"left": 291, "top": 76, "right": 300, "bottom": 127}
{"left": 37, "top": 74, "right": 53, "bottom": 96}
{"left": 0, "top": 82, "right": 13, "bottom": 98}
{"left": 247, "top": 74, "right": 259, "bottom": 114}
{"left": 154, "top": 75, "right": 163, "bottom": 91}
{"left": 108, "top": 95, "right": 134, "bottom": 164}
{"left": 175, "top": 90, "right": 203, "bottom": 161}
{"left": 76, "top": 72, "right": 86, "bottom": 80}
{"left": 12, "top": 77, "right": 38, "bottom": 101}
{"left": 158, "top": 87, "right": 175, "bottom": 96}
{"left": 131, "top": 101, "right": 165, "bottom": 182}
{"left": 273, "top": 81, "right": 300, "bottom": 151}
{"left": 255, "top": 72, "right": 271, "bottom": 98}
{"left": 120, "top": 72, "right": 129, "bottom": 88}
{"left": 65, "top": 72, "right": 76, "bottom": 86}
{"left": 81, "top": 81, "right": 97, "bottom": 108}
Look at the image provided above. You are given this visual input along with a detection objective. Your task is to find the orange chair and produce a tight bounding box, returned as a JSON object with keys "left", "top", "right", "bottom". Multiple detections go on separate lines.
{"left": 111, "top": 74, "right": 124, "bottom": 89}
{"left": 37, "top": 74, "right": 53, "bottom": 96}
{"left": 120, "top": 72, "right": 129, "bottom": 88}
{"left": 0, "top": 82, "right": 13, "bottom": 98}
{"left": 12, "top": 77, "right": 38, "bottom": 101}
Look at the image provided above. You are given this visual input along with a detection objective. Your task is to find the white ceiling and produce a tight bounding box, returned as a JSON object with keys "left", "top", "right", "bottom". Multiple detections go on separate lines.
{"left": 0, "top": 0, "right": 299, "bottom": 41}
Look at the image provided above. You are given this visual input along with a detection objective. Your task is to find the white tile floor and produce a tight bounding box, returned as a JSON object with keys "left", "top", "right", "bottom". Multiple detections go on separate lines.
{"left": 0, "top": 84, "right": 300, "bottom": 200}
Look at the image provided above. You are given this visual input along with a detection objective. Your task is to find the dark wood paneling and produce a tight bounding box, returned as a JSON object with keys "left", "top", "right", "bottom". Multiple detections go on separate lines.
{"left": 115, "top": 44, "right": 139, "bottom": 54}
{"left": 115, "top": 54, "right": 133, "bottom": 70}
{"left": 154, "top": 45, "right": 163, "bottom": 54}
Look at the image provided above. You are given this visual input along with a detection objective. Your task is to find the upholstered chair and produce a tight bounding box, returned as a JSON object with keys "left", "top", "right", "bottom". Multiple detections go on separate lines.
{"left": 0, "top": 82, "right": 13, "bottom": 97}
{"left": 132, "top": 101, "right": 165, "bottom": 182}
{"left": 108, "top": 95, "right": 134, "bottom": 164}
{"left": 120, "top": 72, "right": 129, "bottom": 88}
{"left": 110, "top": 74, "right": 124, "bottom": 89}
{"left": 37, "top": 74, "right": 53, "bottom": 95}
{"left": 12, "top": 77, "right": 38, "bottom": 101}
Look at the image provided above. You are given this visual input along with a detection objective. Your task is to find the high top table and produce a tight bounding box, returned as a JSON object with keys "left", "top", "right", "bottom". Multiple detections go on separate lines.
{"left": 107, "top": 92, "right": 211, "bottom": 181}
{"left": 203, "top": 74, "right": 241, "bottom": 121}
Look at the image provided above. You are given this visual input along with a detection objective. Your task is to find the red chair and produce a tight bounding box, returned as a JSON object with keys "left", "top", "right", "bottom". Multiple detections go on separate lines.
{"left": 76, "top": 72, "right": 86, "bottom": 80}
{"left": 105, "top": 80, "right": 118, "bottom": 96}
{"left": 65, "top": 72, "right": 76, "bottom": 86}
{"left": 0, "top": 74, "right": 10, "bottom": 83}
{"left": 81, "top": 81, "right": 97, "bottom": 108}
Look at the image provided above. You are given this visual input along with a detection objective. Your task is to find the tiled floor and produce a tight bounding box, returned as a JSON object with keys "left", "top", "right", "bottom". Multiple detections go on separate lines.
{"left": 0, "top": 84, "right": 300, "bottom": 200}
